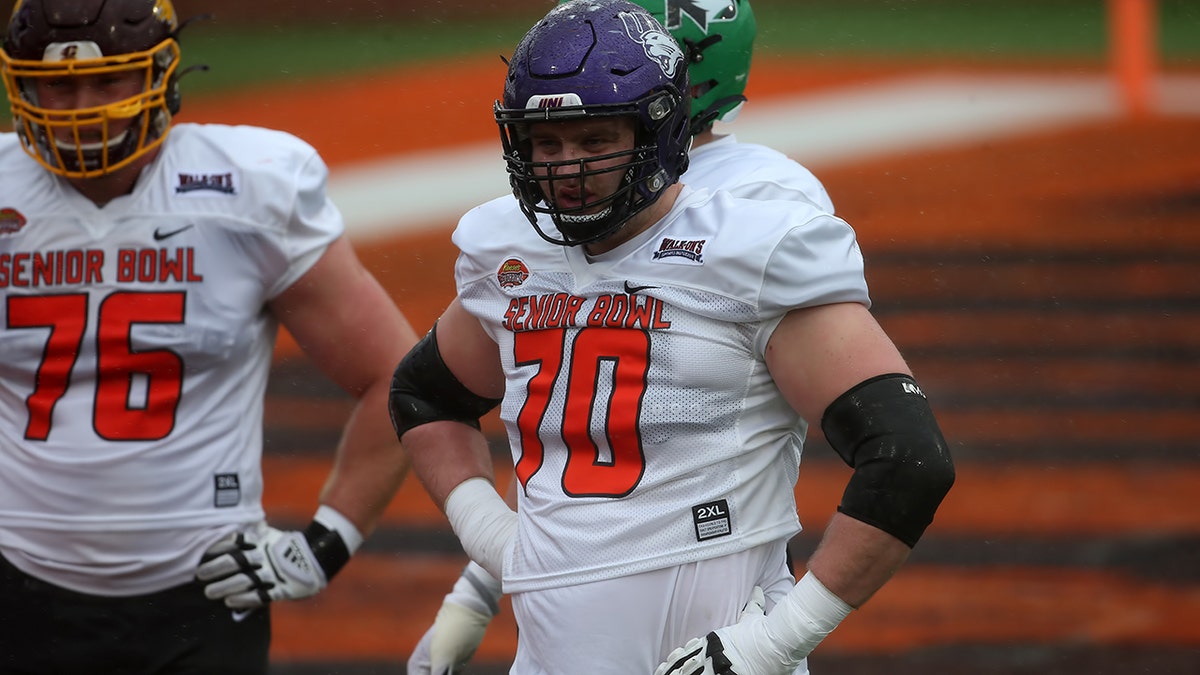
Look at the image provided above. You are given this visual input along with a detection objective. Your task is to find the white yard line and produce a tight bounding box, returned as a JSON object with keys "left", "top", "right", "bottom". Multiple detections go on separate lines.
{"left": 330, "top": 72, "right": 1200, "bottom": 242}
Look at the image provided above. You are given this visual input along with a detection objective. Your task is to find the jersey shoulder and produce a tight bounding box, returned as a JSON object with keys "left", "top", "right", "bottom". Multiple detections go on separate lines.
{"left": 452, "top": 195, "right": 566, "bottom": 285}
{"left": 0, "top": 133, "right": 54, "bottom": 203}
{"left": 672, "top": 188, "right": 838, "bottom": 259}
{"left": 686, "top": 136, "right": 834, "bottom": 212}
{"left": 162, "top": 123, "right": 322, "bottom": 186}
{"left": 154, "top": 124, "right": 340, "bottom": 238}
{"left": 0, "top": 124, "right": 323, "bottom": 192}
{"left": 643, "top": 189, "right": 868, "bottom": 314}
{"left": 0, "top": 132, "right": 22, "bottom": 164}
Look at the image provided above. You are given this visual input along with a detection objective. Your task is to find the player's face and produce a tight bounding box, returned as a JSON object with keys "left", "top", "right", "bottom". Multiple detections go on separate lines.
{"left": 33, "top": 70, "right": 145, "bottom": 144}
{"left": 528, "top": 117, "right": 637, "bottom": 215}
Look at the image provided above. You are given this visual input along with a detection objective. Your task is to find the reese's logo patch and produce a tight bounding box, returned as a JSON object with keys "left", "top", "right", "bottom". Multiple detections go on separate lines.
{"left": 0, "top": 208, "right": 27, "bottom": 235}
{"left": 497, "top": 258, "right": 530, "bottom": 288}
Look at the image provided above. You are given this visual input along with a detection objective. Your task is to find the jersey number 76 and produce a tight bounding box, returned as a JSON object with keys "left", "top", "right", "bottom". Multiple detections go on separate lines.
{"left": 8, "top": 291, "right": 185, "bottom": 441}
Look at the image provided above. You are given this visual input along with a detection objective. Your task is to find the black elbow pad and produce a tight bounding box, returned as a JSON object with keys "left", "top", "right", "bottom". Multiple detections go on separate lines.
{"left": 820, "top": 373, "right": 956, "bottom": 548}
{"left": 388, "top": 323, "right": 502, "bottom": 439}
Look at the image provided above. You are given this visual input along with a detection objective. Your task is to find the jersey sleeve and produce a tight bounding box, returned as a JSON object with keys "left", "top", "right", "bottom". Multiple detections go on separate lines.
{"left": 686, "top": 137, "right": 836, "bottom": 213}
{"left": 452, "top": 205, "right": 493, "bottom": 293}
{"left": 753, "top": 212, "right": 870, "bottom": 354}
{"left": 451, "top": 195, "right": 534, "bottom": 293}
{"left": 264, "top": 147, "right": 344, "bottom": 299}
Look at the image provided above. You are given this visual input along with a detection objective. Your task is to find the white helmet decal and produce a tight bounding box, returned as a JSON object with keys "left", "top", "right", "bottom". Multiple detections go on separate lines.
{"left": 524, "top": 92, "right": 586, "bottom": 109}
{"left": 618, "top": 10, "right": 684, "bottom": 78}
{"left": 43, "top": 41, "right": 104, "bottom": 61}
{"left": 666, "top": 0, "right": 739, "bottom": 32}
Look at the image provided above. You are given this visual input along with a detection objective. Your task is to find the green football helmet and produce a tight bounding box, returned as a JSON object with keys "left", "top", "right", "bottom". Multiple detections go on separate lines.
{"left": 556, "top": 0, "right": 756, "bottom": 136}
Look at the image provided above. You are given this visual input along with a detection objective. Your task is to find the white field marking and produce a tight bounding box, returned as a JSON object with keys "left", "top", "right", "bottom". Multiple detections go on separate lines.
{"left": 330, "top": 73, "right": 1200, "bottom": 242}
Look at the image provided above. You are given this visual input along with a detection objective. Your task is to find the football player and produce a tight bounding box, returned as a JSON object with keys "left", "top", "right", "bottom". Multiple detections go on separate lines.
{"left": 0, "top": 1, "right": 417, "bottom": 672}
{"left": 390, "top": 1, "right": 955, "bottom": 674}
{"left": 405, "top": 1, "right": 845, "bottom": 673}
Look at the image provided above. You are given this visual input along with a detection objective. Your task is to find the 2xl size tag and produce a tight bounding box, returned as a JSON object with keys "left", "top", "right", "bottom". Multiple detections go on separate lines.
{"left": 214, "top": 473, "right": 240, "bottom": 508}
{"left": 692, "top": 499, "right": 731, "bottom": 542}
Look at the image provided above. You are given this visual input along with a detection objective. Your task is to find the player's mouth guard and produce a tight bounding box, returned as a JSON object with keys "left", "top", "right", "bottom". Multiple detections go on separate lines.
{"left": 561, "top": 208, "right": 612, "bottom": 224}
{"left": 55, "top": 130, "right": 131, "bottom": 153}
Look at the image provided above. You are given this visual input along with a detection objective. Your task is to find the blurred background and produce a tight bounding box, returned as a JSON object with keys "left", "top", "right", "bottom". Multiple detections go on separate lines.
{"left": 2, "top": 1, "right": 1199, "bottom": 673}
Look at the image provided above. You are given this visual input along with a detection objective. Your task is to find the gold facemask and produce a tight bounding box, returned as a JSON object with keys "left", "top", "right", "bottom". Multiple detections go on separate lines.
{"left": 0, "top": 37, "right": 180, "bottom": 178}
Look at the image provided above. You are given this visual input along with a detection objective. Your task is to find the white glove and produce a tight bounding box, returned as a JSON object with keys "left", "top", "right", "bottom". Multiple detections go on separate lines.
{"left": 655, "top": 573, "right": 852, "bottom": 675}
{"left": 196, "top": 507, "right": 362, "bottom": 611}
{"left": 654, "top": 586, "right": 768, "bottom": 675}
{"left": 408, "top": 561, "right": 503, "bottom": 675}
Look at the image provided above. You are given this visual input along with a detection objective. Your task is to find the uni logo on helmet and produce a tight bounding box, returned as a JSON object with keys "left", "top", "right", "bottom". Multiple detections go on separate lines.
{"left": 525, "top": 93, "right": 584, "bottom": 109}
{"left": 618, "top": 10, "right": 684, "bottom": 78}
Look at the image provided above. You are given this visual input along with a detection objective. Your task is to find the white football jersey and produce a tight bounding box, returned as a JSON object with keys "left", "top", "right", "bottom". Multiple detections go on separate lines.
{"left": 452, "top": 187, "right": 869, "bottom": 593}
{"left": 0, "top": 124, "right": 342, "bottom": 595}
{"left": 685, "top": 134, "right": 835, "bottom": 213}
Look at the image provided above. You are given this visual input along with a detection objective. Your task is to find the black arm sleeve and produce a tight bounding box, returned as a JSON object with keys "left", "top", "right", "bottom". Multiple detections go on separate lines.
{"left": 820, "top": 373, "right": 956, "bottom": 547}
{"left": 387, "top": 323, "right": 503, "bottom": 440}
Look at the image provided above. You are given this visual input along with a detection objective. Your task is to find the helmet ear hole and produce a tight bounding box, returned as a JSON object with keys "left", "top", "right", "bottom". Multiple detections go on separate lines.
{"left": 164, "top": 76, "right": 182, "bottom": 115}
{"left": 164, "top": 64, "right": 209, "bottom": 115}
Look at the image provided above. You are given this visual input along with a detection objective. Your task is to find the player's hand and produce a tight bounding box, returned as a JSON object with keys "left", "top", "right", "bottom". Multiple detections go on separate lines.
{"left": 196, "top": 524, "right": 340, "bottom": 610}
{"left": 654, "top": 586, "right": 779, "bottom": 675}
{"left": 408, "top": 602, "right": 492, "bottom": 675}
{"left": 408, "top": 561, "right": 503, "bottom": 675}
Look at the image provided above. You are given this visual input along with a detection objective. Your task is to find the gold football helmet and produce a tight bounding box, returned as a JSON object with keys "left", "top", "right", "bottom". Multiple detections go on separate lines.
{"left": 1, "top": 0, "right": 182, "bottom": 178}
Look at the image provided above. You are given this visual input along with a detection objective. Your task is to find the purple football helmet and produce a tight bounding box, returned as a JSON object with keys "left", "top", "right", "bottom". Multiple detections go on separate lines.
{"left": 496, "top": 0, "right": 692, "bottom": 246}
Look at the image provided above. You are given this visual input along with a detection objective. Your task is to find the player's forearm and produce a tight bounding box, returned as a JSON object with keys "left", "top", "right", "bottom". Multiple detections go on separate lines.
{"left": 405, "top": 422, "right": 511, "bottom": 578}
{"left": 803, "top": 512, "right": 911, "bottom": 608}
{"left": 319, "top": 379, "right": 410, "bottom": 536}
{"left": 403, "top": 420, "right": 498, "bottom": 512}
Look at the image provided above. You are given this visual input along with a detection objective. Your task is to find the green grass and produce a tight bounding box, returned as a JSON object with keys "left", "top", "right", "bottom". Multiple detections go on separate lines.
{"left": 172, "top": 0, "right": 1200, "bottom": 96}
{"left": 753, "top": 0, "right": 1200, "bottom": 62}
{"left": 178, "top": 16, "right": 542, "bottom": 96}
{"left": 3, "top": 0, "right": 1199, "bottom": 118}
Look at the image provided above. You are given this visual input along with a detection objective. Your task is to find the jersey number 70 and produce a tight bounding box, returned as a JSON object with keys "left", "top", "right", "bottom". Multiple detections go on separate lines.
{"left": 513, "top": 326, "right": 649, "bottom": 498}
